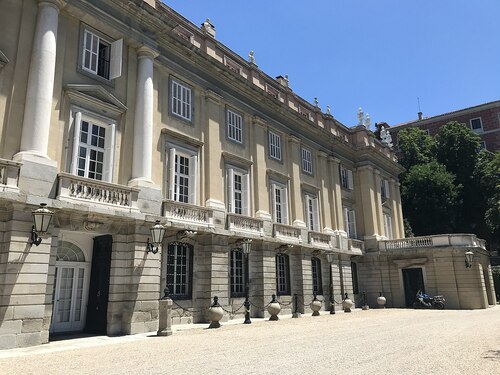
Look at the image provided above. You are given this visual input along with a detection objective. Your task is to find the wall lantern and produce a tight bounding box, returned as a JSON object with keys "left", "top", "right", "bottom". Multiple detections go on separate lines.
{"left": 147, "top": 220, "right": 166, "bottom": 254}
{"left": 31, "top": 203, "right": 54, "bottom": 246}
{"left": 238, "top": 238, "right": 252, "bottom": 254}
{"left": 465, "top": 250, "right": 474, "bottom": 268}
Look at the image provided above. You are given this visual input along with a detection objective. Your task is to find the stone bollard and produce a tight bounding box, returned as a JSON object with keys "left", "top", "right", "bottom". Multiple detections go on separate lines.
{"left": 342, "top": 293, "right": 353, "bottom": 313}
{"left": 362, "top": 291, "right": 369, "bottom": 310}
{"left": 310, "top": 294, "right": 322, "bottom": 316}
{"left": 267, "top": 294, "right": 281, "bottom": 321}
{"left": 157, "top": 289, "right": 173, "bottom": 336}
{"left": 208, "top": 296, "right": 224, "bottom": 329}
{"left": 377, "top": 292, "right": 386, "bottom": 308}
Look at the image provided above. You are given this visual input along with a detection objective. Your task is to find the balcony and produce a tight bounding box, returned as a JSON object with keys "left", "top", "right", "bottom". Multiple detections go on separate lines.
{"left": 379, "top": 234, "right": 486, "bottom": 251}
{"left": 163, "top": 200, "right": 214, "bottom": 228}
{"left": 273, "top": 223, "right": 302, "bottom": 244}
{"left": 57, "top": 173, "right": 139, "bottom": 209}
{"left": 226, "top": 213, "right": 264, "bottom": 236}
{"left": 348, "top": 239, "right": 365, "bottom": 252}
{"left": 308, "top": 231, "right": 332, "bottom": 249}
{"left": 0, "top": 158, "right": 21, "bottom": 191}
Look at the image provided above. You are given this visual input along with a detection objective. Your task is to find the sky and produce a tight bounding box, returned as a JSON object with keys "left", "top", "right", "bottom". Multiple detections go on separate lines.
{"left": 161, "top": 0, "right": 499, "bottom": 127}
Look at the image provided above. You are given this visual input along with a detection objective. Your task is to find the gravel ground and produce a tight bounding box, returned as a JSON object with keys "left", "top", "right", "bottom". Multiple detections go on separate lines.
{"left": 1, "top": 307, "right": 500, "bottom": 374}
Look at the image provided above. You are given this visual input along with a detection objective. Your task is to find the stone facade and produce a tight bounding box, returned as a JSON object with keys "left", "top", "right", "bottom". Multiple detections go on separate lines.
{"left": 0, "top": 0, "right": 495, "bottom": 350}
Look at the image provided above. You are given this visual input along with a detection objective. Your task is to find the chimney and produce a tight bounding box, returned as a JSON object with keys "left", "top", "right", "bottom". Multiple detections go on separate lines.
{"left": 275, "top": 75, "right": 289, "bottom": 88}
{"left": 201, "top": 18, "right": 216, "bottom": 38}
{"left": 418, "top": 111, "right": 423, "bottom": 120}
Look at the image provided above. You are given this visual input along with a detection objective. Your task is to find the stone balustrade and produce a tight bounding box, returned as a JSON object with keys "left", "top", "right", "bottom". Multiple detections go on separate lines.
{"left": 57, "top": 173, "right": 139, "bottom": 208}
{"left": 273, "top": 223, "right": 302, "bottom": 244}
{"left": 163, "top": 200, "right": 214, "bottom": 227}
{"left": 379, "top": 234, "right": 486, "bottom": 251}
{"left": 0, "top": 158, "right": 21, "bottom": 190}
{"left": 226, "top": 213, "right": 264, "bottom": 235}
{"left": 308, "top": 231, "right": 332, "bottom": 248}
{"left": 348, "top": 238, "right": 365, "bottom": 252}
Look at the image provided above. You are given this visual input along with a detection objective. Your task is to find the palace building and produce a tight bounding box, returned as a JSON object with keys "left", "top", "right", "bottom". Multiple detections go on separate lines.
{"left": 0, "top": 0, "right": 495, "bottom": 349}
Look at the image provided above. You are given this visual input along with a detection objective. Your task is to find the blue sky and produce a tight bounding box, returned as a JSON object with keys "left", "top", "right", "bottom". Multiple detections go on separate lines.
{"left": 162, "top": 1, "right": 499, "bottom": 127}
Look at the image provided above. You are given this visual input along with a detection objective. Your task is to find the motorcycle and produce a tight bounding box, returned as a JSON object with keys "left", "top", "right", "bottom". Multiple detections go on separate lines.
{"left": 413, "top": 290, "right": 445, "bottom": 309}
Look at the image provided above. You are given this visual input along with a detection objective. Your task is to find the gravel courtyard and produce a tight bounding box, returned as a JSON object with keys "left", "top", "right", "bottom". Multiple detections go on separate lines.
{"left": 1, "top": 307, "right": 499, "bottom": 374}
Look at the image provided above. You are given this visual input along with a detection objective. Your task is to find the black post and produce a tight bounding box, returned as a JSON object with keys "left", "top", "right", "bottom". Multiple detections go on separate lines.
{"left": 294, "top": 293, "right": 298, "bottom": 315}
{"left": 330, "top": 262, "right": 336, "bottom": 314}
{"left": 244, "top": 252, "right": 251, "bottom": 324}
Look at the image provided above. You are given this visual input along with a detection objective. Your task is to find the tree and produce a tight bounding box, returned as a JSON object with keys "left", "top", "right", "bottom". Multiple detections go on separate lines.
{"left": 397, "top": 127, "right": 436, "bottom": 171}
{"left": 401, "top": 161, "right": 460, "bottom": 235}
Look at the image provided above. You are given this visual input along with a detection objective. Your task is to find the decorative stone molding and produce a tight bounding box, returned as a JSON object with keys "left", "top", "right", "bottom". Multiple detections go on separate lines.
{"left": 204, "top": 89, "right": 223, "bottom": 104}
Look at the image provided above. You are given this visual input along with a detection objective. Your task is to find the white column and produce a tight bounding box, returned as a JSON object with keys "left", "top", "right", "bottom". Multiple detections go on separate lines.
{"left": 131, "top": 46, "right": 158, "bottom": 183}
{"left": 19, "top": 0, "right": 63, "bottom": 158}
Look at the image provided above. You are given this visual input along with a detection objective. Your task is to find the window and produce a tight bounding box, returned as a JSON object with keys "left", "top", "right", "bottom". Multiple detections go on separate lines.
{"left": 227, "top": 167, "right": 250, "bottom": 215}
{"left": 269, "top": 131, "right": 282, "bottom": 161}
{"left": 70, "top": 111, "right": 116, "bottom": 182}
{"left": 344, "top": 208, "right": 357, "bottom": 239}
{"left": 82, "top": 29, "right": 122, "bottom": 80}
{"left": 311, "top": 257, "right": 323, "bottom": 295}
{"left": 470, "top": 117, "right": 483, "bottom": 133}
{"left": 227, "top": 109, "right": 243, "bottom": 143}
{"left": 340, "top": 166, "right": 354, "bottom": 190}
{"left": 266, "top": 84, "right": 279, "bottom": 99}
{"left": 171, "top": 79, "right": 192, "bottom": 121}
{"left": 224, "top": 56, "right": 241, "bottom": 74}
{"left": 166, "top": 242, "right": 193, "bottom": 299}
{"left": 230, "top": 250, "right": 246, "bottom": 297}
{"left": 271, "top": 182, "right": 288, "bottom": 224}
{"left": 305, "top": 194, "right": 320, "bottom": 232}
{"left": 383, "top": 213, "right": 393, "bottom": 239}
{"left": 276, "top": 253, "right": 290, "bottom": 295}
{"left": 381, "top": 179, "right": 390, "bottom": 199}
{"left": 167, "top": 146, "right": 198, "bottom": 204}
{"left": 351, "top": 262, "right": 359, "bottom": 295}
{"left": 301, "top": 148, "right": 313, "bottom": 174}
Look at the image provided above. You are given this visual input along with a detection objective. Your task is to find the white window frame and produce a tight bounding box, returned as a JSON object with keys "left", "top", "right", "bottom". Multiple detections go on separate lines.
{"left": 344, "top": 207, "right": 357, "bottom": 239}
{"left": 227, "top": 166, "right": 250, "bottom": 216}
{"left": 70, "top": 110, "right": 116, "bottom": 183}
{"left": 301, "top": 147, "right": 313, "bottom": 174}
{"left": 167, "top": 144, "right": 198, "bottom": 205}
{"left": 271, "top": 181, "right": 289, "bottom": 225}
{"left": 171, "top": 78, "right": 192, "bottom": 121}
{"left": 268, "top": 131, "right": 282, "bottom": 161}
{"left": 469, "top": 117, "right": 483, "bottom": 133}
{"left": 81, "top": 28, "right": 122, "bottom": 80}
{"left": 383, "top": 213, "right": 393, "bottom": 239}
{"left": 340, "top": 166, "right": 354, "bottom": 190}
{"left": 227, "top": 109, "right": 243, "bottom": 143}
{"left": 305, "top": 193, "right": 320, "bottom": 232}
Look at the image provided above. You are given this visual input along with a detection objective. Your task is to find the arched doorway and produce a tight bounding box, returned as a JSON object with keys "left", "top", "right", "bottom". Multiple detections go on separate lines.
{"left": 50, "top": 241, "right": 90, "bottom": 333}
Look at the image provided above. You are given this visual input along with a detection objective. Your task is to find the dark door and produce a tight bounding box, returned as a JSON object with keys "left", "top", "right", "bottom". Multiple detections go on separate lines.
{"left": 85, "top": 235, "right": 112, "bottom": 334}
{"left": 402, "top": 268, "right": 425, "bottom": 307}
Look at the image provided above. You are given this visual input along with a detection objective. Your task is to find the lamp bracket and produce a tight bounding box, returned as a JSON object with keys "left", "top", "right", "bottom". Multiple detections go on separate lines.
{"left": 30, "top": 226, "right": 42, "bottom": 247}
{"left": 146, "top": 238, "right": 159, "bottom": 254}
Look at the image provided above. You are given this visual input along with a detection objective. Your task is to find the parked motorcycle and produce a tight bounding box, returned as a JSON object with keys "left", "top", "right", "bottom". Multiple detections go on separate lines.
{"left": 413, "top": 290, "right": 445, "bottom": 309}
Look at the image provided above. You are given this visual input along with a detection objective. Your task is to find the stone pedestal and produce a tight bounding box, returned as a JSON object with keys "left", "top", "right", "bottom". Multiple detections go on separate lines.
{"left": 157, "top": 298, "right": 173, "bottom": 336}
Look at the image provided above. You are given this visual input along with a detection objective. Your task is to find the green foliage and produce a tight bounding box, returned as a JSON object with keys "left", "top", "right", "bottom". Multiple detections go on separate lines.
{"left": 476, "top": 151, "right": 500, "bottom": 238}
{"left": 401, "top": 161, "right": 460, "bottom": 235}
{"left": 397, "top": 127, "right": 436, "bottom": 171}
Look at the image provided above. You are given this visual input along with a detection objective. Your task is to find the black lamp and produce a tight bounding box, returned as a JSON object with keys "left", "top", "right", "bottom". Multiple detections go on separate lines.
{"left": 326, "top": 252, "right": 336, "bottom": 314}
{"left": 31, "top": 203, "right": 54, "bottom": 246}
{"left": 465, "top": 250, "right": 474, "bottom": 268}
{"left": 147, "top": 220, "right": 166, "bottom": 254}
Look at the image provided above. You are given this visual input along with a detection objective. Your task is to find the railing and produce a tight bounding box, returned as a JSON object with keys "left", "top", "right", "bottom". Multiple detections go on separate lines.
{"left": 273, "top": 223, "right": 302, "bottom": 244}
{"left": 348, "top": 239, "right": 365, "bottom": 252}
{"left": 58, "top": 173, "right": 139, "bottom": 208}
{"left": 380, "top": 234, "right": 487, "bottom": 251}
{"left": 0, "top": 158, "right": 21, "bottom": 188}
{"left": 163, "top": 200, "right": 214, "bottom": 227}
{"left": 226, "top": 214, "right": 263, "bottom": 235}
{"left": 308, "top": 231, "right": 331, "bottom": 248}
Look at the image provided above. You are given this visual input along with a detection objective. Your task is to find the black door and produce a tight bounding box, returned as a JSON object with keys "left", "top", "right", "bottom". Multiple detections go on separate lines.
{"left": 402, "top": 268, "right": 425, "bottom": 307}
{"left": 85, "top": 235, "right": 112, "bottom": 334}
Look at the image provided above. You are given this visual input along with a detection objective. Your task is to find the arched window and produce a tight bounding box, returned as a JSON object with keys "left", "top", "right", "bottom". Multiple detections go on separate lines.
{"left": 275, "top": 253, "right": 290, "bottom": 296}
{"left": 166, "top": 242, "right": 193, "bottom": 299}
{"left": 56, "top": 241, "right": 86, "bottom": 262}
{"left": 311, "top": 257, "right": 323, "bottom": 295}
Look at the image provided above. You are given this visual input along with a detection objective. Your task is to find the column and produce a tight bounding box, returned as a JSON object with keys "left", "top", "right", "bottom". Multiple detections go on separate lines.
{"left": 373, "top": 169, "right": 385, "bottom": 237}
{"left": 317, "top": 152, "right": 332, "bottom": 231}
{"left": 395, "top": 182, "right": 405, "bottom": 239}
{"left": 329, "top": 157, "right": 344, "bottom": 233}
{"left": 252, "top": 116, "right": 270, "bottom": 218}
{"left": 357, "top": 165, "right": 379, "bottom": 238}
{"left": 130, "top": 46, "right": 158, "bottom": 183}
{"left": 17, "top": 0, "right": 64, "bottom": 159}
{"left": 389, "top": 178, "right": 401, "bottom": 239}
{"left": 288, "top": 136, "right": 305, "bottom": 227}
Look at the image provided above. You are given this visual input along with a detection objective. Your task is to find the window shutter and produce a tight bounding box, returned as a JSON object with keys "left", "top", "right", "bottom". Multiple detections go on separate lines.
{"left": 349, "top": 210, "right": 357, "bottom": 239}
{"left": 312, "top": 197, "right": 320, "bottom": 232}
{"left": 282, "top": 186, "right": 289, "bottom": 225}
{"left": 227, "top": 168, "right": 234, "bottom": 213}
{"left": 271, "top": 183, "right": 277, "bottom": 222}
{"left": 71, "top": 111, "right": 82, "bottom": 175}
{"left": 109, "top": 38, "right": 123, "bottom": 80}
{"left": 188, "top": 154, "right": 197, "bottom": 204}
{"left": 103, "top": 123, "right": 116, "bottom": 182}
{"left": 347, "top": 169, "right": 354, "bottom": 190}
{"left": 242, "top": 172, "right": 250, "bottom": 216}
{"left": 168, "top": 148, "right": 176, "bottom": 200}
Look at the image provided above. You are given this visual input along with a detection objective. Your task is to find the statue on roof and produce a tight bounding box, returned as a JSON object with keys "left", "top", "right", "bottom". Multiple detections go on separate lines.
{"left": 365, "top": 113, "right": 371, "bottom": 130}
{"left": 326, "top": 105, "right": 331, "bottom": 115}
{"left": 314, "top": 97, "right": 319, "bottom": 108}
{"left": 248, "top": 50, "right": 256, "bottom": 64}
{"left": 357, "top": 107, "right": 364, "bottom": 126}
{"left": 380, "top": 127, "right": 393, "bottom": 148}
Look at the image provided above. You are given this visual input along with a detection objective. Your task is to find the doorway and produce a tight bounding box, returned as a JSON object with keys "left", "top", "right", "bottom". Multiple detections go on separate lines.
{"left": 402, "top": 268, "right": 425, "bottom": 307}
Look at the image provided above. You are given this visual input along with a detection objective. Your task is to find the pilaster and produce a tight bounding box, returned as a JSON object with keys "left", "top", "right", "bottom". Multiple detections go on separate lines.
{"left": 317, "top": 152, "right": 332, "bottom": 231}
{"left": 288, "top": 135, "right": 305, "bottom": 227}
{"left": 357, "top": 165, "right": 379, "bottom": 238}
